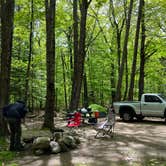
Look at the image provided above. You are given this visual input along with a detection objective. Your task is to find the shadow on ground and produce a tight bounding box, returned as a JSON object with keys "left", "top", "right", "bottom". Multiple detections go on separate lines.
{"left": 11, "top": 116, "right": 166, "bottom": 166}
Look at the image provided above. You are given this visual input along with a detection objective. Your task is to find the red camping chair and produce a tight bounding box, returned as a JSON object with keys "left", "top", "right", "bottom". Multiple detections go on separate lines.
{"left": 67, "top": 111, "right": 81, "bottom": 127}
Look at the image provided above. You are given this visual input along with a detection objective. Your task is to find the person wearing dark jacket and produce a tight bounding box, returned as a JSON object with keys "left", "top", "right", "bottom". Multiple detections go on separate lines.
{"left": 3, "top": 101, "right": 28, "bottom": 151}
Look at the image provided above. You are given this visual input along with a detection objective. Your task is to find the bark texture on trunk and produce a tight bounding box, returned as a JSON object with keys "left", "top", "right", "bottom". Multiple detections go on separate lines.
{"left": 128, "top": 0, "right": 143, "bottom": 100}
{"left": 138, "top": 0, "right": 145, "bottom": 100}
{"left": 115, "top": 0, "right": 134, "bottom": 101}
{"left": 0, "top": 0, "right": 15, "bottom": 136}
{"left": 69, "top": 0, "right": 92, "bottom": 111}
{"left": 43, "top": 0, "right": 56, "bottom": 129}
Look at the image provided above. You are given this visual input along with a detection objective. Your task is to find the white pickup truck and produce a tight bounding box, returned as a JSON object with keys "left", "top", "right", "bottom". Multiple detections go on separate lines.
{"left": 113, "top": 93, "right": 166, "bottom": 121}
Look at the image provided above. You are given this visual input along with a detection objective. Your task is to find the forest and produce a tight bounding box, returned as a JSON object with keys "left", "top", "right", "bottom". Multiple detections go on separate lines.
{"left": 0, "top": 0, "right": 166, "bottom": 133}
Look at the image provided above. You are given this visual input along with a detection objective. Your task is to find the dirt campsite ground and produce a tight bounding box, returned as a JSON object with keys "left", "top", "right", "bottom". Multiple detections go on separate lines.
{"left": 11, "top": 114, "right": 166, "bottom": 166}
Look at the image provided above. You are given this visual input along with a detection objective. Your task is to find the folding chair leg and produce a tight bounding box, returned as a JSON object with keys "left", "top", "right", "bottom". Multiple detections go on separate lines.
{"left": 95, "top": 131, "right": 100, "bottom": 138}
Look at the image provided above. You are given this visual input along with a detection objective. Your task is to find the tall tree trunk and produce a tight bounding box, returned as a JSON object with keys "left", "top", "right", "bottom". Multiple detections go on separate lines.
{"left": 43, "top": 0, "right": 56, "bottom": 129}
{"left": 0, "top": 1, "right": 1, "bottom": 43}
{"left": 83, "top": 73, "right": 88, "bottom": 108}
{"left": 25, "top": 0, "right": 34, "bottom": 105}
{"left": 109, "top": 0, "right": 125, "bottom": 76}
{"left": 100, "top": 79, "right": 104, "bottom": 105}
{"left": 128, "top": 0, "right": 143, "bottom": 100}
{"left": 61, "top": 52, "right": 68, "bottom": 111}
{"left": 0, "top": 0, "right": 15, "bottom": 137}
{"left": 110, "top": 62, "right": 116, "bottom": 103}
{"left": 123, "top": 57, "right": 129, "bottom": 100}
{"left": 63, "top": 26, "right": 73, "bottom": 84}
{"left": 138, "top": 0, "right": 145, "bottom": 100}
{"left": 115, "top": 0, "right": 134, "bottom": 101}
{"left": 69, "top": 0, "right": 92, "bottom": 111}
{"left": 69, "top": 0, "right": 78, "bottom": 111}
{"left": 109, "top": 0, "right": 126, "bottom": 103}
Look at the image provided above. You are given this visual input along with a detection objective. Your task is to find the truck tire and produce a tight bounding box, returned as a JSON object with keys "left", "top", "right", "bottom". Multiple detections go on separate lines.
{"left": 164, "top": 110, "right": 166, "bottom": 123}
{"left": 122, "top": 111, "right": 133, "bottom": 122}
{"left": 136, "top": 116, "right": 144, "bottom": 121}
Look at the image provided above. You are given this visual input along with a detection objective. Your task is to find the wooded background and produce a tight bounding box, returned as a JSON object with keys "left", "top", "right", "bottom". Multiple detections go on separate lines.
{"left": 0, "top": 0, "right": 165, "bottom": 132}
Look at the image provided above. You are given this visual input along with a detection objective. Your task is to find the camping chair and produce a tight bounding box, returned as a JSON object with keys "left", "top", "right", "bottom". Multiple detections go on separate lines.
{"left": 67, "top": 111, "right": 81, "bottom": 127}
{"left": 95, "top": 107, "right": 115, "bottom": 138}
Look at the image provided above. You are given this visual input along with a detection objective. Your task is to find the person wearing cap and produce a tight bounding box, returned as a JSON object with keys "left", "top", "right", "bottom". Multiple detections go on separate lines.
{"left": 3, "top": 100, "right": 28, "bottom": 151}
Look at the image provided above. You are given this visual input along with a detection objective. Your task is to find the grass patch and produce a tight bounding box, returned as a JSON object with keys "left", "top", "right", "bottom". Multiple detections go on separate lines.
{"left": 143, "top": 158, "right": 166, "bottom": 166}
{"left": 0, "top": 137, "right": 8, "bottom": 150}
{"left": 0, "top": 137, "right": 18, "bottom": 166}
{"left": 0, "top": 151, "right": 17, "bottom": 165}
{"left": 119, "top": 158, "right": 166, "bottom": 166}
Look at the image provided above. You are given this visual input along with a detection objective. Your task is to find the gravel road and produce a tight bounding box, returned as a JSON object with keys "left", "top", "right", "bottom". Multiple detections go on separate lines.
{"left": 12, "top": 117, "right": 166, "bottom": 166}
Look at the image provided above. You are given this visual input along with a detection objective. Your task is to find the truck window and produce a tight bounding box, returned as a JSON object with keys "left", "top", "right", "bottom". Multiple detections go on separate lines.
{"left": 145, "top": 95, "right": 162, "bottom": 103}
{"left": 158, "top": 94, "right": 166, "bottom": 101}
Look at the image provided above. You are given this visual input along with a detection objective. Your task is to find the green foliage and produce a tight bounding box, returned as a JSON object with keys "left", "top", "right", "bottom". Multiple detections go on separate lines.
{"left": 0, "top": 151, "right": 16, "bottom": 164}
{"left": 94, "top": 0, "right": 108, "bottom": 8}
{"left": 143, "top": 158, "right": 166, "bottom": 166}
{"left": 0, "top": 138, "right": 18, "bottom": 166}
{"left": 0, "top": 138, "right": 8, "bottom": 150}
{"left": 6, "top": 0, "right": 166, "bottom": 110}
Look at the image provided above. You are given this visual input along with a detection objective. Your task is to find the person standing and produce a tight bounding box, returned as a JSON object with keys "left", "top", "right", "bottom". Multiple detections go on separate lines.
{"left": 2, "top": 100, "right": 28, "bottom": 151}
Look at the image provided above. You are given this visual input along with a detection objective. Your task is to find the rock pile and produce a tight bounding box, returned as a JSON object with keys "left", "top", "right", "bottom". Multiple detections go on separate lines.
{"left": 23, "top": 129, "right": 81, "bottom": 155}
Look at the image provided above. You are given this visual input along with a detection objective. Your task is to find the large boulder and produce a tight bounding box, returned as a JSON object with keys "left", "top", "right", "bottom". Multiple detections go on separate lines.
{"left": 58, "top": 139, "right": 70, "bottom": 152}
{"left": 50, "top": 141, "right": 61, "bottom": 154}
{"left": 32, "top": 137, "right": 50, "bottom": 150}
{"left": 51, "top": 128, "right": 64, "bottom": 141}
{"left": 63, "top": 135, "right": 77, "bottom": 149}
{"left": 52, "top": 132, "right": 62, "bottom": 141}
{"left": 74, "top": 137, "right": 81, "bottom": 145}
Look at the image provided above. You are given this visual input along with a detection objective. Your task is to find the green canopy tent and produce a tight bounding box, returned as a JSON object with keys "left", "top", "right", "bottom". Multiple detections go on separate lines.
{"left": 88, "top": 104, "right": 107, "bottom": 117}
